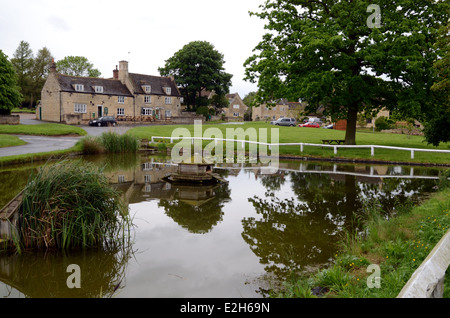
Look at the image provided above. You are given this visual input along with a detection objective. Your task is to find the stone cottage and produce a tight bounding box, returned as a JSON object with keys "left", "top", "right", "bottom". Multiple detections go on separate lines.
{"left": 38, "top": 60, "right": 182, "bottom": 124}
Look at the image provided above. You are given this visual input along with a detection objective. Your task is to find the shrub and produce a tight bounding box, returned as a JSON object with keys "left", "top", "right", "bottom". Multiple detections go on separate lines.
{"left": 375, "top": 116, "right": 395, "bottom": 131}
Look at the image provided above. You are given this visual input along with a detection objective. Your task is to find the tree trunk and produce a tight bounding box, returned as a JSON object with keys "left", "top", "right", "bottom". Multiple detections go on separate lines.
{"left": 345, "top": 102, "right": 358, "bottom": 145}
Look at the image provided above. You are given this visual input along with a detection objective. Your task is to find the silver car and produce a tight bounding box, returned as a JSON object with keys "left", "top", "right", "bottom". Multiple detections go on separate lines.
{"left": 273, "top": 117, "right": 297, "bottom": 127}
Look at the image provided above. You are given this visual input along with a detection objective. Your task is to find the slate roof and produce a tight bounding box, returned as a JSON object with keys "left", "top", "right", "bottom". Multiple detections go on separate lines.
{"left": 56, "top": 74, "right": 133, "bottom": 97}
{"left": 128, "top": 73, "right": 181, "bottom": 96}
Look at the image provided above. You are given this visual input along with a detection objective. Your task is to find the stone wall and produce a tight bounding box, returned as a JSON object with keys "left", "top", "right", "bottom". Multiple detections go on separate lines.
{"left": 0, "top": 115, "right": 20, "bottom": 125}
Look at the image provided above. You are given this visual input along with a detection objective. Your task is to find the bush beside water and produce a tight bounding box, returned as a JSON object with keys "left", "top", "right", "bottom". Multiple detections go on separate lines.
{"left": 80, "top": 132, "right": 140, "bottom": 154}
{"left": 15, "top": 160, "right": 132, "bottom": 252}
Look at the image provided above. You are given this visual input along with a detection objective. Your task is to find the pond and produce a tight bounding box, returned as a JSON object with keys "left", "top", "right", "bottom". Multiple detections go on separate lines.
{"left": 0, "top": 154, "right": 445, "bottom": 298}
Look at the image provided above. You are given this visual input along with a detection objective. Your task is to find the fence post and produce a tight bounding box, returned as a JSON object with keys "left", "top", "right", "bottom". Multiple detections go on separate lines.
{"left": 371, "top": 146, "right": 374, "bottom": 157}
{"left": 334, "top": 146, "right": 337, "bottom": 155}
{"left": 300, "top": 143, "right": 304, "bottom": 153}
{"left": 411, "top": 150, "right": 415, "bottom": 160}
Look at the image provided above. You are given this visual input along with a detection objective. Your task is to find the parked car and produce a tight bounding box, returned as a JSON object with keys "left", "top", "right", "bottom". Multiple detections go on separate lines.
{"left": 89, "top": 116, "right": 117, "bottom": 127}
{"left": 299, "top": 122, "right": 320, "bottom": 128}
{"left": 273, "top": 117, "right": 297, "bottom": 127}
{"left": 324, "top": 123, "right": 334, "bottom": 129}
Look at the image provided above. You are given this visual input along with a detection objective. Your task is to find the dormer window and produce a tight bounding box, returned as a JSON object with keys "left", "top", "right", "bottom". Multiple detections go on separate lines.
{"left": 75, "top": 84, "right": 84, "bottom": 92}
{"left": 143, "top": 85, "right": 151, "bottom": 94}
{"left": 94, "top": 86, "right": 104, "bottom": 93}
{"left": 165, "top": 87, "right": 171, "bottom": 95}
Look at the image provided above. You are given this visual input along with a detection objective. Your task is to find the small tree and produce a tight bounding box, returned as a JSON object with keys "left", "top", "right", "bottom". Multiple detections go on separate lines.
{"left": 0, "top": 50, "right": 22, "bottom": 115}
{"left": 56, "top": 56, "right": 101, "bottom": 77}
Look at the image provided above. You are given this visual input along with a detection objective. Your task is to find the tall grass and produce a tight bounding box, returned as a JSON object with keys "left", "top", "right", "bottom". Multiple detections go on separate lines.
{"left": 79, "top": 132, "right": 140, "bottom": 154}
{"left": 16, "top": 160, "right": 132, "bottom": 252}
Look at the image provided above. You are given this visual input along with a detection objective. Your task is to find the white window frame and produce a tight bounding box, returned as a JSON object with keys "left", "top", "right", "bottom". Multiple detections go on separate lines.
{"left": 144, "top": 96, "right": 151, "bottom": 104}
{"left": 233, "top": 112, "right": 240, "bottom": 117}
{"left": 165, "top": 110, "right": 172, "bottom": 118}
{"left": 117, "top": 108, "right": 125, "bottom": 116}
{"left": 144, "top": 85, "right": 151, "bottom": 93}
{"left": 165, "top": 87, "right": 171, "bottom": 95}
{"left": 75, "top": 84, "right": 84, "bottom": 92}
{"left": 118, "top": 96, "right": 125, "bottom": 104}
{"left": 165, "top": 97, "right": 172, "bottom": 105}
{"left": 233, "top": 104, "right": 240, "bottom": 109}
{"left": 143, "top": 108, "right": 153, "bottom": 116}
{"left": 74, "top": 103, "right": 87, "bottom": 113}
{"left": 94, "top": 86, "right": 104, "bottom": 93}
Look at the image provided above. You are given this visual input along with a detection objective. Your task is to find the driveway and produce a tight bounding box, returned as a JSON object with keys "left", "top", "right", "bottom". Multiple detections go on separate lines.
{"left": 0, "top": 113, "right": 134, "bottom": 158}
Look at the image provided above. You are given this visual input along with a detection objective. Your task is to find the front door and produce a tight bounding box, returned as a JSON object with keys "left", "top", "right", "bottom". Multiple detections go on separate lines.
{"left": 97, "top": 106, "right": 103, "bottom": 118}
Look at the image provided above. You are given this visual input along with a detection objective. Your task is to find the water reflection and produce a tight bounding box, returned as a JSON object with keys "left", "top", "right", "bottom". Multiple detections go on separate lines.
{"left": 0, "top": 247, "right": 132, "bottom": 298}
{"left": 0, "top": 154, "right": 444, "bottom": 298}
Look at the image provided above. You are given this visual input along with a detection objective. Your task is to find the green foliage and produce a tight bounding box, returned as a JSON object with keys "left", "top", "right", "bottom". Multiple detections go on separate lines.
{"left": 17, "top": 160, "right": 131, "bottom": 251}
{"left": 375, "top": 116, "right": 394, "bottom": 131}
{"left": 56, "top": 56, "right": 101, "bottom": 77}
{"left": 422, "top": 109, "right": 450, "bottom": 146}
{"left": 0, "top": 50, "right": 23, "bottom": 115}
{"left": 244, "top": 0, "right": 449, "bottom": 145}
{"left": 158, "top": 41, "right": 232, "bottom": 111}
{"left": 10, "top": 41, "right": 53, "bottom": 108}
{"left": 80, "top": 132, "right": 140, "bottom": 154}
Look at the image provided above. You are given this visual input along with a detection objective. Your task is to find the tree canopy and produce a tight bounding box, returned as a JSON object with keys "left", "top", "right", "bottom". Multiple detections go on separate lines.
{"left": 244, "top": 0, "right": 449, "bottom": 145}
{"left": 158, "top": 41, "right": 233, "bottom": 111}
{"left": 0, "top": 50, "right": 22, "bottom": 115}
{"left": 10, "top": 41, "right": 53, "bottom": 108}
{"left": 56, "top": 56, "right": 101, "bottom": 78}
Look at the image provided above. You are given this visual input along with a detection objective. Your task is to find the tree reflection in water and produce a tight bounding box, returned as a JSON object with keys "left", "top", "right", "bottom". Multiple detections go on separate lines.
{"left": 242, "top": 165, "right": 438, "bottom": 283}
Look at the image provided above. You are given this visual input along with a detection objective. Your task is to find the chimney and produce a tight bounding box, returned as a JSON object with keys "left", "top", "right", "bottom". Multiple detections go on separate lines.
{"left": 118, "top": 60, "right": 129, "bottom": 83}
{"left": 49, "top": 58, "right": 56, "bottom": 74}
{"left": 113, "top": 65, "right": 119, "bottom": 80}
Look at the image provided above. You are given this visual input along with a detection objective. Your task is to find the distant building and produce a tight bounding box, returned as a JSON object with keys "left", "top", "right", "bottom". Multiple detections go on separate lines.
{"left": 38, "top": 60, "right": 182, "bottom": 124}
{"left": 222, "top": 93, "right": 249, "bottom": 121}
{"left": 252, "top": 99, "right": 307, "bottom": 122}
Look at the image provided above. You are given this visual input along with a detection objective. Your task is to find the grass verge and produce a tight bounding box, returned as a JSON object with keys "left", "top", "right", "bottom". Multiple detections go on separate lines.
{"left": 13, "top": 160, "right": 132, "bottom": 252}
{"left": 0, "top": 134, "right": 27, "bottom": 148}
{"left": 0, "top": 123, "right": 87, "bottom": 136}
{"left": 273, "top": 174, "right": 450, "bottom": 298}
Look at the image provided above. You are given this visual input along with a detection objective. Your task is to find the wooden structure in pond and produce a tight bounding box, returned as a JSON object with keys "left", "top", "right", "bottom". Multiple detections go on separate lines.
{"left": 0, "top": 190, "right": 23, "bottom": 243}
{"left": 164, "top": 163, "right": 228, "bottom": 184}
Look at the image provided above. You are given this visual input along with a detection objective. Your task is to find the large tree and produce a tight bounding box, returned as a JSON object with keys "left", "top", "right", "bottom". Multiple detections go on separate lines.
{"left": 158, "top": 41, "right": 233, "bottom": 111}
{"left": 10, "top": 41, "right": 54, "bottom": 108}
{"left": 244, "top": 0, "right": 448, "bottom": 145}
{"left": 0, "top": 50, "right": 22, "bottom": 115}
{"left": 56, "top": 56, "right": 101, "bottom": 78}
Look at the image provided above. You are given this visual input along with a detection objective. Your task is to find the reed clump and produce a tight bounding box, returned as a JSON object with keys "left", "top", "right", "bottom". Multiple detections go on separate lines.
{"left": 16, "top": 160, "right": 132, "bottom": 251}
{"left": 80, "top": 132, "right": 140, "bottom": 154}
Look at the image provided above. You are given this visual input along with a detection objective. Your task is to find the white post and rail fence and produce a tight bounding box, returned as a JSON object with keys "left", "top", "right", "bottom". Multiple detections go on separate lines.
{"left": 150, "top": 136, "right": 450, "bottom": 298}
{"left": 150, "top": 136, "right": 450, "bottom": 161}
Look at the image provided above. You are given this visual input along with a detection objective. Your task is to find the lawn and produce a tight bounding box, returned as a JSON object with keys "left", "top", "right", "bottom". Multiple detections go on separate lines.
{"left": 0, "top": 124, "right": 87, "bottom": 136}
{"left": 0, "top": 134, "right": 27, "bottom": 148}
{"left": 127, "top": 122, "right": 450, "bottom": 165}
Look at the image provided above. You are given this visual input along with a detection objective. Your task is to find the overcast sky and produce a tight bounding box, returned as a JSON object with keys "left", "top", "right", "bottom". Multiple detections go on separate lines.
{"left": 1, "top": 0, "right": 267, "bottom": 98}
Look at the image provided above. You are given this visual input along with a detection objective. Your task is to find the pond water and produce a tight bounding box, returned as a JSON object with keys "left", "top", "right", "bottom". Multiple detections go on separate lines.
{"left": 0, "top": 154, "right": 445, "bottom": 298}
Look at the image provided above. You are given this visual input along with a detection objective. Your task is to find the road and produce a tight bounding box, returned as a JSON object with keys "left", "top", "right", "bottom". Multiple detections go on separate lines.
{"left": 0, "top": 113, "right": 134, "bottom": 158}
